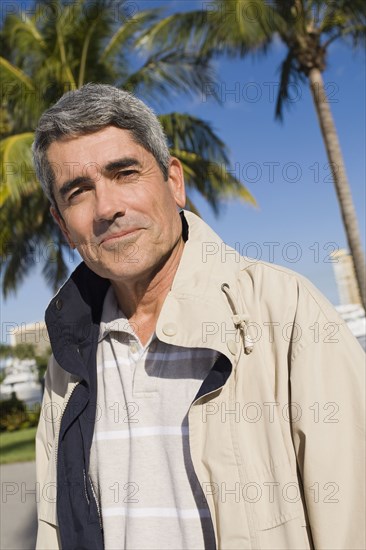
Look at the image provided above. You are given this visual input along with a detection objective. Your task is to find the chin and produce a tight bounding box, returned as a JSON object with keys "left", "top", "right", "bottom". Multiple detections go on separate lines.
{"left": 95, "top": 261, "right": 153, "bottom": 282}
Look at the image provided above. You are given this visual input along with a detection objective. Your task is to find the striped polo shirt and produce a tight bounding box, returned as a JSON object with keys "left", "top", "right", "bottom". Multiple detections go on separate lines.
{"left": 89, "top": 286, "right": 218, "bottom": 549}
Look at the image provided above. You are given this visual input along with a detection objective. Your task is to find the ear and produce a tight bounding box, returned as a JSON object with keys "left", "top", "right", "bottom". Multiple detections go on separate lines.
{"left": 167, "top": 157, "right": 186, "bottom": 208}
{"left": 50, "top": 206, "right": 76, "bottom": 249}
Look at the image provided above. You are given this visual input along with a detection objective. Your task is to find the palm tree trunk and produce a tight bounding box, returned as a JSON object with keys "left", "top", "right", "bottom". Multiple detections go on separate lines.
{"left": 308, "top": 67, "right": 366, "bottom": 311}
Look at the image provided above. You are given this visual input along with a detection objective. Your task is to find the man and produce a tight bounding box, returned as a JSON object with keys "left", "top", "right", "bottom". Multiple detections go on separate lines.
{"left": 34, "top": 83, "right": 365, "bottom": 550}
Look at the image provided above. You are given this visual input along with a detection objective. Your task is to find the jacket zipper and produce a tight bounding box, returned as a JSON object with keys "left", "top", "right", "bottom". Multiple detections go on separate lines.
{"left": 89, "top": 473, "right": 103, "bottom": 530}
{"left": 54, "top": 381, "right": 79, "bottom": 471}
{"left": 83, "top": 468, "right": 90, "bottom": 504}
{"left": 54, "top": 380, "right": 103, "bottom": 531}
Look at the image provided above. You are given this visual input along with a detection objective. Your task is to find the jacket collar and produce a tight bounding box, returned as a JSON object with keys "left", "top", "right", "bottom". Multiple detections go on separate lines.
{"left": 156, "top": 211, "right": 245, "bottom": 360}
{"left": 45, "top": 263, "right": 110, "bottom": 382}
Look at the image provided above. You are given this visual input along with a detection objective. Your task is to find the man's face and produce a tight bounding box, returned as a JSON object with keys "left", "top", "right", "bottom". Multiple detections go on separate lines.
{"left": 47, "top": 126, "right": 186, "bottom": 283}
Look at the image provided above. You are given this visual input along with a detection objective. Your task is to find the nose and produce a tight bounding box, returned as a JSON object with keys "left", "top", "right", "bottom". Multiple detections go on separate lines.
{"left": 94, "top": 180, "right": 125, "bottom": 222}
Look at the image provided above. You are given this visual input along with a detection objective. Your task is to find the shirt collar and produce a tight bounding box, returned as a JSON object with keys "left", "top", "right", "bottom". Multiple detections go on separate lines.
{"left": 98, "top": 286, "right": 135, "bottom": 342}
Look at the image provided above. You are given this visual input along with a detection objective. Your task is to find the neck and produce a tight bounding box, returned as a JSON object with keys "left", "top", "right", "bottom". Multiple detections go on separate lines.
{"left": 111, "top": 237, "right": 185, "bottom": 345}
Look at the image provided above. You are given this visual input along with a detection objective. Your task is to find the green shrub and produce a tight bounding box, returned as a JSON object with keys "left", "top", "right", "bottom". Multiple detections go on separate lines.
{"left": 0, "top": 393, "right": 40, "bottom": 432}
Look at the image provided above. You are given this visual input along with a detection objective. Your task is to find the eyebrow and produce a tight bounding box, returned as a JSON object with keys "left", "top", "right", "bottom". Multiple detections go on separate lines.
{"left": 58, "top": 157, "right": 142, "bottom": 199}
{"left": 104, "top": 157, "right": 142, "bottom": 173}
{"left": 59, "top": 176, "right": 93, "bottom": 199}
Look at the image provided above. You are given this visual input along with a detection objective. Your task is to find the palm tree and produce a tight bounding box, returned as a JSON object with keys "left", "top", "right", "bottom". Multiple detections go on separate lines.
{"left": 0, "top": 0, "right": 255, "bottom": 297}
{"left": 142, "top": 0, "right": 366, "bottom": 309}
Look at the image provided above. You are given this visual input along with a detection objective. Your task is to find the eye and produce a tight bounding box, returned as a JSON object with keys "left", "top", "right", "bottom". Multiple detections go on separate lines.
{"left": 115, "top": 170, "right": 138, "bottom": 180}
{"left": 68, "top": 186, "right": 90, "bottom": 202}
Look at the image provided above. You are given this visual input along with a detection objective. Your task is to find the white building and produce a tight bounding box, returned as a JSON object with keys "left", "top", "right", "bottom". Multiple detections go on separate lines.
{"left": 0, "top": 358, "right": 42, "bottom": 405}
{"left": 9, "top": 321, "right": 50, "bottom": 356}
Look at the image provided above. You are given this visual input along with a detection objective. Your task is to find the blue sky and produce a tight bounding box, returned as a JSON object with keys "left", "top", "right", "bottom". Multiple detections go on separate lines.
{"left": 1, "top": 0, "right": 365, "bottom": 343}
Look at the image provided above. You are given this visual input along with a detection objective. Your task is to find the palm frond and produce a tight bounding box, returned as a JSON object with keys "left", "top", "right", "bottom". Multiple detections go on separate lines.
{"left": 121, "top": 50, "right": 217, "bottom": 103}
{"left": 10, "top": 16, "right": 46, "bottom": 49}
{"left": 55, "top": 19, "right": 77, "bottom": 89}
{"left": 101, "top": 9, "right": 159, "bottom": 62}
{"left": 78, "top": 20, "right": 100, "bottom": 88}
{"left": 275, "top": 49, "right": 306, "bottom": 121}
{"left": 0, "top": 188, "right": 70, "bottom": 296}
{"left": 0, "top": 133, "right": 37, "bottom": 205}
{"left": 170, "top": 149, "right": 256, "bottom": 215}
{"left": 159, "top": 113, "right": 227, "bottom": 163}
{"left": 136, "top": 10, "right": 209, "bottom": 51}
{"left": 2, "top": 13, "right": 46, "bottom": 56}
{"left": 0, "top": 236, "right": 37, "bottom": 298}
{"left": 0, "top": 57, "right": 34, "bottom": 92}
{"left": 41, "top": 237, "right": 69, "bottom": 292}
{"left": 198, "top": 0, "right": 271, "bottom": 58}
{"left": 320, "top": 0, "right": 366, "bottom": 46}
{"left": 275, "top": 50, "right": 295, "bottom": 121}
{"left": 136, "top": 3, "right": 270, "bottom": 59}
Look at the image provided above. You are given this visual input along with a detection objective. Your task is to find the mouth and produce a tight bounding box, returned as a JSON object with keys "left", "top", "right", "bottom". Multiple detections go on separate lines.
{"left": 100, "top": 228, "right": 141, "bottom": 245}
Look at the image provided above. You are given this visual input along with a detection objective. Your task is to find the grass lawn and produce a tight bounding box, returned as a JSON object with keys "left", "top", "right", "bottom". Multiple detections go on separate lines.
{"left": 0, "top": 427, "right": 37, "bottom": 464}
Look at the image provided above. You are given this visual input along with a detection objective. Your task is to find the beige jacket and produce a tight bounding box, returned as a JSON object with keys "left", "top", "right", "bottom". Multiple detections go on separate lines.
{"left": 36, "top": 210, "right": 365, "bottom": 549}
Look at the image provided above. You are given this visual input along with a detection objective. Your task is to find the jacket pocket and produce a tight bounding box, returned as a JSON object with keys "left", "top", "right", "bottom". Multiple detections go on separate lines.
{"left": 249, "top": 462, "right": 302, "bottom": 527}
{"left": 250, "top": 462, "right": 312, "bottom": 549}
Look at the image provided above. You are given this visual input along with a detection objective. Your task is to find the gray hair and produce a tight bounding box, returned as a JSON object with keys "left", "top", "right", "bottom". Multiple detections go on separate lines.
{"left": 32, "top": 83, "right": 171, "bottom": 207}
